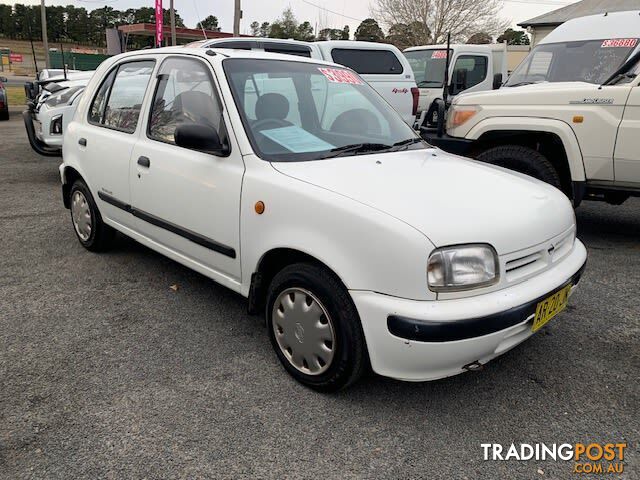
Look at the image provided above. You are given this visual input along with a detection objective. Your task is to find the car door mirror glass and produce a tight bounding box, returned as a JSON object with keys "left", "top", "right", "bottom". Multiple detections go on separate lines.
{"left": 493, "top": 73, "right": 503, "bottom": 90}
{"left": 174, "top": 123, "right": 227, "bottom": 155}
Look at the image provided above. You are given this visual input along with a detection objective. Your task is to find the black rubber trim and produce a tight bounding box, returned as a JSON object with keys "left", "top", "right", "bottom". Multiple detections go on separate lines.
{"left": 97, "top": 191, "right": 236, "bottom": 258}
{"left": 388, "top": 260, "right": 586, "bottom": 343}
{"left": 22, "top": 110, "right": 62, "bottom": 157}
{"left": 419, "top": 129, "right": 474, "bottom": 156}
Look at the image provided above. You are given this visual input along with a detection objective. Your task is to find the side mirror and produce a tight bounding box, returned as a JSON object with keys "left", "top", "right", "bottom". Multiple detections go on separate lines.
{"left": 493, "top": 73, "right": 503, "bottom": 90}
{"left": 450, "top": 68, "right": 467, "bottom": 95}
{"left": 174, "top": 123, "right": 227, "bottom": 155}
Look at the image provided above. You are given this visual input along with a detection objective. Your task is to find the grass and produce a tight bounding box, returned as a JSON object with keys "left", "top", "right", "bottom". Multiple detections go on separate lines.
{"left": 5, "top": 86, "right": 26, "bottom": 106}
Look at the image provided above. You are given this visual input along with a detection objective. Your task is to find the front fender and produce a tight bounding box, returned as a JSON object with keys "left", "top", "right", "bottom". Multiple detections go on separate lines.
{"left": 240, "top": 160, "right": 436, "bottom": 301}
{"left": 465, "top": 116, "right": 586, "bottom": 182}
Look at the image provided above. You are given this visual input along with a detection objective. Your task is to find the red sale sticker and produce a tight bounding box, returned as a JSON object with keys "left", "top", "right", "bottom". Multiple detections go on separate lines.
{"left": 431, "top": 50, "right": 448, "bottom": 59}
{"left": 318, "top": 68, "right": 363, "bottom": 85}
{"left": 601, "top": 38, "right": 638, "bottom": 48}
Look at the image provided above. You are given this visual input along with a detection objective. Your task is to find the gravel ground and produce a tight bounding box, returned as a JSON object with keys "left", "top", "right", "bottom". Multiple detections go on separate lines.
{"left": 0, "top": 114, "right": 638, "bottom": 479}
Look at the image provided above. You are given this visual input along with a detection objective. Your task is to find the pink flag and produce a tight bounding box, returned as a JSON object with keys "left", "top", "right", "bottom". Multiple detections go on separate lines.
{"left": 155, "top": 0, "right": 163, "bottom": 47}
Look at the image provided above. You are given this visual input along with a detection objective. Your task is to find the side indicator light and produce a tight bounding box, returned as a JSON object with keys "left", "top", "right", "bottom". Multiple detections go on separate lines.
{"left": 573, "top": 115, "right": 584, "bottom": 123}
{"left": 255, "top": 201, "right": 265, "bottom": 214}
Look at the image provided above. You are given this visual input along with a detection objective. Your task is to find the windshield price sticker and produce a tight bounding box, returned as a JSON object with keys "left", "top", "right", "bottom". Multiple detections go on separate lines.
{"left": 601, "top": 38, "right": 638, "bottom": 48}
{"left": 431, "top": 50, "right": 448, "bottom": 59}
{"left": 318, "top": 68, "right": 363, "bottom": 85}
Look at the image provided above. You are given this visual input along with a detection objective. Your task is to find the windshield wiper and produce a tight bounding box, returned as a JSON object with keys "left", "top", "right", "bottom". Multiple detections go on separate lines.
{"left": 417, "top": 80, "right": 441, "bottom": 87}
{"left": 506, "top": 81, "right": 541, "bottom": 87}
{"left": 604, "top": 72, "right": 637, "bottom": 86}
{"left": 323, "top": 143, "right": 392, "bottom": 158}
{"left": 390, "top": 137, "right": 424, "bottom": 150}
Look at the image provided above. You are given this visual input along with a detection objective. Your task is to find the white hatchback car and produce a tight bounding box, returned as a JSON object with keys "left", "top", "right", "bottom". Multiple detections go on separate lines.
{"left": 61, "top": 48, "right": 587, "bottom": 391}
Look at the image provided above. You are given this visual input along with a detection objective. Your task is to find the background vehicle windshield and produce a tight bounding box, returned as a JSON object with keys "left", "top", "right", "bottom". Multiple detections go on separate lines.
{"left": 505, "top": 39, "right": 638, "bottom": 86}
{"left": 404, "top": 49, "right": 451, "bottom": 88}
{"left": 224, "top": 58, "right": 425, "bottom": 162}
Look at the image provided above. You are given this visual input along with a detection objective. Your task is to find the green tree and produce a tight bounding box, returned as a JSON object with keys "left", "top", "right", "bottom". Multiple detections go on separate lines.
{"left": 341, "top": 25, "right": 350, "bottom": 40}
{"left": 268, "top": 7, "right": 314, "bottom": 41}
{"left": 198, "top": 15, "right": 219, "bottom": 31}
{"left": 0, "top": 5, "right": 16, "bottom": 39}
{"left": 250, "top": 21, "right": 260, "bottom": 36}
{"left": 259, "top": 22, "right": 271, "bottom": 37}
{"left": 385, "top": 22, "right": 431, "bottom": 49}
{"left": 497, "top": 28, "right": 530, "bottom": 45}
{"left": 354, "top": 18, "right": 384, "bottom": 42}
{"left": 466, "top": 32, "right": 492, "bottom": 44}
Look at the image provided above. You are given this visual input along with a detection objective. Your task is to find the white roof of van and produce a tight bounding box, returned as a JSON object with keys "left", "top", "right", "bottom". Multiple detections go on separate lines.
{"left": 404, "top": 44, "right": 504, "bottom": 53}
{"left": 540, "top": 10, "right": 640, "bottom": 44}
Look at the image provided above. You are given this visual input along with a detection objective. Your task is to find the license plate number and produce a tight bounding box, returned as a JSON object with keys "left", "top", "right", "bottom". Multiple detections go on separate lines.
{"left": 532, "top": 284, "right": 572, "bottom": 332}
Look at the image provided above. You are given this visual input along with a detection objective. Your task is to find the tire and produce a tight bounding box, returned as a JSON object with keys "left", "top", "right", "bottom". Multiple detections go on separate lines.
{"left": 266, "top": 263, "right": 368, "bottom": 392}
{"left": 426, "top": 104, "right": 439, "bottom": 127}
{"left": 69, "top": 179, "right": 114, "bottom": 252}
{"left": 476, "top": 145, "right": 562, "bottom": 189}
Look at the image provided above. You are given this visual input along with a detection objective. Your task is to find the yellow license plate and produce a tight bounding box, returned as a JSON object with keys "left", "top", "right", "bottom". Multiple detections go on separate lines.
{"left": 532, "top": 284, "right": 572, "bottom": 332}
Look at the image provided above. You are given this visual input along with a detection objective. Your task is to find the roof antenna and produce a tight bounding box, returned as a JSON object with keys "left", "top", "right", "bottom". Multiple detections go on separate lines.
{"left": 192, "top": 0, "right": 208, "bottom": 39}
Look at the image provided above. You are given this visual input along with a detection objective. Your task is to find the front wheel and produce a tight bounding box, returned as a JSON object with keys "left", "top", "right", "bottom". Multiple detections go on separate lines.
{"left": 266, "top": 263, "right": 368, "bottom": 392}
{"left": 476, "top": 145, "right": 562, "bottom": 190}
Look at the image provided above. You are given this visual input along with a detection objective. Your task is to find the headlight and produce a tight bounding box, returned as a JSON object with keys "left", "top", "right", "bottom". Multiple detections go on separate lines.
{"left": 447, "top": 105, "right": 479, "bottom": 129}
{"left": 45, "top": 86, "right": 83, "bottom": 108}
{"left": 427, "top": 244, "right": 499, "bottom": 292}
{"left": 50, "top": 114, "right": 63, "bottom": 135}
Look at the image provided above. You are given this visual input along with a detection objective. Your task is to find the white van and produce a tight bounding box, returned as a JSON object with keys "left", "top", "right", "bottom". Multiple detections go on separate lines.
{"left": 404, "top": 44, "right": 507, "bottom": 126}
{"left": 189, "top": 38, "right": 418, "bottom": 125}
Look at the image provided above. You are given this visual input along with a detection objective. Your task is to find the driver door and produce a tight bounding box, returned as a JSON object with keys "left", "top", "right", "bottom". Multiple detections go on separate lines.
{"left": 129, "top": 55, "right": 244, "bottom": 281}
{"left": 614, "top": 80, "right": 640, "bottom": 184}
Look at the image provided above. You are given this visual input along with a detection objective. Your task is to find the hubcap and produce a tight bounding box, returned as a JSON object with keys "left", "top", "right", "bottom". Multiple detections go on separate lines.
{"left": 71, "top": 191, "right": 92, "bottom": 241}
{"left": 272, "top": 288, "right": 336, "bottom": 376}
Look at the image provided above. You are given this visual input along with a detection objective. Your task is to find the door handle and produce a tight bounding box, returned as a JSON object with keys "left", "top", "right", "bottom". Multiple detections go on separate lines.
{"left": 137, "top": 156, "right": 150, "bottom": 168}
{"left": 78, "top": 138, "right": 87, "bottom": 146}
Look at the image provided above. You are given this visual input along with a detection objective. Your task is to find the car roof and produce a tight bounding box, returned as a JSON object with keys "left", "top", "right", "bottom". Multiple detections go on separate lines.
{"left": 113, "top": 46, "right": 345, "bottom": 67}
{"left": 541, "top": 10, "right": 640, "bottom": 45}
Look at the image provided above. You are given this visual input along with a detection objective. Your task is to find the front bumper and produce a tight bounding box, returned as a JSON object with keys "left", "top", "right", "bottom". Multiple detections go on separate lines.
{"left": 351, "top": 239, "right": 587, "bottom": 382}
{"left": 22, "top": 109, "right": 62, "bottom": 157}
{"left": 420, "top": 129, "right": 474, "bottom": 157}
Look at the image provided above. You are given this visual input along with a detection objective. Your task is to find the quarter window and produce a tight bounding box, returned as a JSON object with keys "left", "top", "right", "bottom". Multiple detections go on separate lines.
{"left": 148, "top": 57, "right": 227, "bottom": 148}
{"left": 330, "top": 49, "right": 403, "bottom": 75}
{"left": 89, "top": 60, "right": 154, "bottom": 133}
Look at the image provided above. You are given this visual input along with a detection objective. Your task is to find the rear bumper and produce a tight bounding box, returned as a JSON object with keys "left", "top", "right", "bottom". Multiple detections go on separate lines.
{"left": 22, "top": 110, "right": 62, "bottom": 157}
{"left": 351, "top": 240, "right": 587, "bottom": 382}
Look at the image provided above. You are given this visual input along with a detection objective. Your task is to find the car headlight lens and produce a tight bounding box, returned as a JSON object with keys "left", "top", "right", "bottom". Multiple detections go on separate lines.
{"left": 447, "top": 105, "right": 479, "bottom": 129}
{"left": 427, "top": 244, "right": 499, "bottom": 292}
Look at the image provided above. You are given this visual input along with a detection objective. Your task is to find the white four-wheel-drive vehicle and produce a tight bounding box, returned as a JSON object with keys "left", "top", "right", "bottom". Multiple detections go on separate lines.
{"left": 427, "top": 11, "right": 640, "bottom": 206}
{"left": 24, "top": 71, "right": 93, "bottom": 156}
{"left": 189, "top": 38, "right": 419, "bottom": 125}
{"left": 60, "top": 47, "right": 587, "bottom": 391}
{"left": 404, "top": 43, "right": 507, "bottom": 127}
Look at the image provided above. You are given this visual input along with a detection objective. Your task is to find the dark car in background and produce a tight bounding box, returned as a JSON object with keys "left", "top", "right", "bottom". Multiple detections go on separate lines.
{"left": 0, "top": 76, "right": 9, "bottom": 120}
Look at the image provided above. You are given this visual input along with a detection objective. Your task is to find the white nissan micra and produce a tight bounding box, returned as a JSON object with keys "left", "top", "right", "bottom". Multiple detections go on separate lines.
{"left": 61, "top": 47, "right": 587, "bottom": 391}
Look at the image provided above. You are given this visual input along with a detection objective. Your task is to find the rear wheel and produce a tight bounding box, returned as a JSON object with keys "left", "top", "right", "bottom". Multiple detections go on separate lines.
{"left": 476, "top": 145, "right": 562, "bottom": 189}
{"left": 266, "top": 263, "right": 368, "bottom": 392}
{"left": 69, "top": 179, "right": 114, "bottom": 252}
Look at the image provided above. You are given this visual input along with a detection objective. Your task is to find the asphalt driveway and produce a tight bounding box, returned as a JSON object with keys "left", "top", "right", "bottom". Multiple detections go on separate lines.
{"left": 0, "top": 114, "right": 638, "bottom": 478}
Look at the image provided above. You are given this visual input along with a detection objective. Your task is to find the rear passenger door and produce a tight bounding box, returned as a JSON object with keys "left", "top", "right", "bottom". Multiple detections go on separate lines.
{"left": 129, "top": 55, "right": 244, "bottom": 281}
{"left": 79, "top": 59, "right": 155, "bottom": 230}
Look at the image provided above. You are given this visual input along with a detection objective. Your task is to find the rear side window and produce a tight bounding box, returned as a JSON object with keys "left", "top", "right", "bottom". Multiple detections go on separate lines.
{"left": 148, "top": 57, "right": 227, "bottom": 149}
{"left": 209, "top": 40, "right": 258, "bottom": 50}
{"left": 264, "top": 43, "right": 312, "bottom": 58}
{"left": 89, "top": 60, "right": 154, "bottom": 133}
{"left": 330, "top": 49, "right": 403, "bottom": 75}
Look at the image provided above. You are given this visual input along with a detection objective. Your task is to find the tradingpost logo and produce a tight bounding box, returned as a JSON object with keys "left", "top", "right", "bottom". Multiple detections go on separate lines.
{"left": 481, "top": 443, "right": 628, "bottom": 474}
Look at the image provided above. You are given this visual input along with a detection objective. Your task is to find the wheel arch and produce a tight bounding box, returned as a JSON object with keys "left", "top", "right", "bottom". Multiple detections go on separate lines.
{"left": 247, "top": 247, "right": 349, "bottom": 317}
{"left": 466, "top": 118, "right": 586, "bottom": 198}
{"left": 61, "top": 166, "right": 84, "bottom": 209}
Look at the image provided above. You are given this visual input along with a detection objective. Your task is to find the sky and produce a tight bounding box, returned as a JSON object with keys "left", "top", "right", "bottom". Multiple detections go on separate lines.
{"left": 0, "top": 0, "right": 579, "bottom": 35}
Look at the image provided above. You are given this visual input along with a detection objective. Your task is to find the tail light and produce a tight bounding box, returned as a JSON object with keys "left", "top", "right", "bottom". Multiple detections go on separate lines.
{"left": 411, "top": 87, "right": 419, "bottom": 116}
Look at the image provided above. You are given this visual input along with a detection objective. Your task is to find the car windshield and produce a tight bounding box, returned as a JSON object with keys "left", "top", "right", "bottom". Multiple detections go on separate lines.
{"left": 224, "top": 58, "right": 426, "bottom": 162}
{"left": 505, "top": 38, "right": 639, "bottom": 86}
{"left": 404, "top": 49, "right": 451, "bottom": 88}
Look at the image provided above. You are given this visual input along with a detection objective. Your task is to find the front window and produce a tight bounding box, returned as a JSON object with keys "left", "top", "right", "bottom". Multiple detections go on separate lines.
{"left": 505, "top": 38, "right": 639, "bottom": 86}
{"left": 404, "top": 49, "right": 452, "bottom": 88}
{"left": 224, "top": 58, "right": 425, "bottom": 162}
